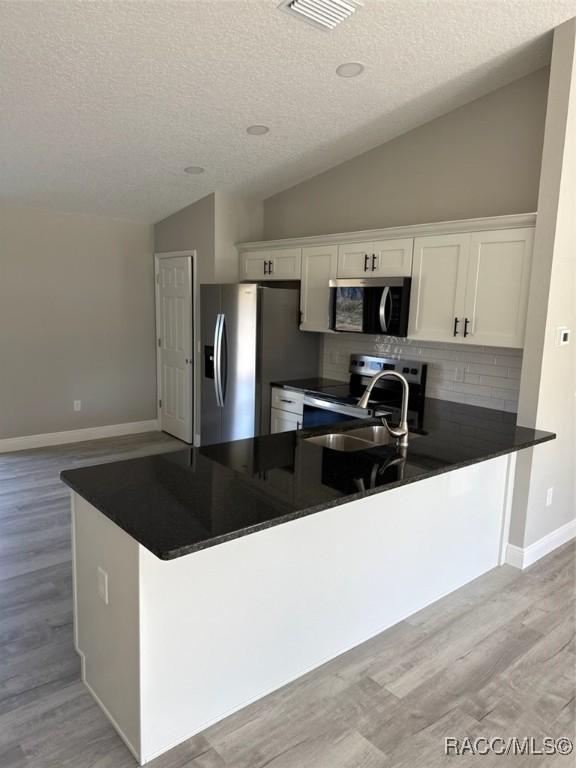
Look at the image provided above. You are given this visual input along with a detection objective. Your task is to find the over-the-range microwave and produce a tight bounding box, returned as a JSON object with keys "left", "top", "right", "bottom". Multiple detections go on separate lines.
{"left": 329, "top": 277, "right": 411, "bottom": 336}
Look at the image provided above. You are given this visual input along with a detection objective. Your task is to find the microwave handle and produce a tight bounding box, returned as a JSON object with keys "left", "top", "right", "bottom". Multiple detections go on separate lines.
{"left": 379, "top": 287, "right": 392, "bottom": 333}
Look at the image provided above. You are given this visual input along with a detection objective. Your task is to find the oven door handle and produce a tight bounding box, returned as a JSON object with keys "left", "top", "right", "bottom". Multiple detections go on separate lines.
{"left": 304, "top": 395, "right": 369, "bottom": 419}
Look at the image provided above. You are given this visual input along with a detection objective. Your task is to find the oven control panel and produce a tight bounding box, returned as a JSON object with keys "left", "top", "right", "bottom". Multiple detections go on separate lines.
{"left": 349, "top": 354, "right": 426, "bottom": 385}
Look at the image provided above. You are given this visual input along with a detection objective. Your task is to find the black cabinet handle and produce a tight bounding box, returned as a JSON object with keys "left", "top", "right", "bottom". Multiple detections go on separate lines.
{"left": 371, "top": 254, "right": 377, "bottom": 271}
{"left": 268, "top": 260, "right": 274, "bottom": 274}
{"left": 364, "top": 254, "right": 369, "bottom": 271}
{"left": 453, "top": 317, "right": 460, "bottom": 336}
{"left": 464, "top": 318, "right": 470, "bottom": 337}
{"left": 263, "top": 260, "right": 268, "bottom": 275}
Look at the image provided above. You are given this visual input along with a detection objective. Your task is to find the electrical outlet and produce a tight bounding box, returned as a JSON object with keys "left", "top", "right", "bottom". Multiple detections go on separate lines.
{"left": 97, "top": 566, "right": 109, "bottom": 605}
{"left": 73, "top": 400, "right": 82, "bottom": 412}
{"left": 556, "top": 327, "right": 571, "bottom": 346}
{"left": 546, "top": 487, "right": 554, "bottom": 507}
{"left": 454, "top": 367, "right": 464, "bottom": 383}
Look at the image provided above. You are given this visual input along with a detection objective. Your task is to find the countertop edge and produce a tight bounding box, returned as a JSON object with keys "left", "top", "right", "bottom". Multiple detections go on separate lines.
{"left": 60, "top": 431, "right": 555, "bottom": 561}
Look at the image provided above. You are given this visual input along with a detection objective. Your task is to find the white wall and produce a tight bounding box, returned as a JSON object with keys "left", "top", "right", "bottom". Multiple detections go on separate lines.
{"left": 263, "top": 69, "right": 548, "bottom": 239}
{"left": 511, "top": 19, "right": 576, "bottom": 549}
{"left": 322, "top": 334, "right": 522, "bottom": 413}
{"left": 154, "top": 193, "right": 216, "bottom": 284}
{"left": 154, "top": 192, "right": 263, "bottom": 285}
{"left": 214, "top": 193, "right": 263, "bottom": 283}
{"left": 0, "top": 204, "right": 156, "bottom": 439}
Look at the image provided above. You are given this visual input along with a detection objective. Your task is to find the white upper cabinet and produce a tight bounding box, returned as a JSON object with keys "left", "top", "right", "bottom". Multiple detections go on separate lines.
{"left": 463, "top": 228, "right": 534, "bottom": 348}
{"left": 409, "top": 234, "right": 469, "bottom": 343}
{"left": 337, "top": 238, "right": 413, "bottom": 278}
{"left": 408, "top": 229, "right": 534, "bottom": 347}
{"left": 238, "top": 215, "right": 536, "bottom": 348}
{"left": 300, "top": 244, "right": 337, "bottom": 332}
{"left": 240, "top": 248, "right": 301, "bottom": 281}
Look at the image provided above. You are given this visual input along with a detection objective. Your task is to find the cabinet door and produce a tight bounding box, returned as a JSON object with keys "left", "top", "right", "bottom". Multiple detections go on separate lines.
{"left": 240, "top": 251, "right": 270, "bottom": 280}
{"left": 300, "top": 245, "right": 337, "bottom": 332}
{"left": 408, "top": 234, "right": 469, "bottom": 342}
{"left": 337, "top": 242, "right": 374, "bottom": 277}
{"left": 464, "top": 228, "right": 534, "bottom": 348}
{"left": 371, "top": 238, "right": 414, "bottom": 276}
{"left": 270, "top": 407, "right": 301, "bottom": 434}
{"left": 269, "top": 248, "right": 302, "bottom": 280}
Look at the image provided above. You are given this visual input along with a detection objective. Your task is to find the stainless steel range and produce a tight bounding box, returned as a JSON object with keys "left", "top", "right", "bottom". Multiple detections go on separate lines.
{"left": 301, "top": 354, "right": 427, "bottom": 430}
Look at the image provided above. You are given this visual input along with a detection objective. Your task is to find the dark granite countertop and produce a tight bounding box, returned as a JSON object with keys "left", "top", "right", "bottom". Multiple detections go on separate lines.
{"left": 60, "top": 399, "right": 555, "bottom": 561}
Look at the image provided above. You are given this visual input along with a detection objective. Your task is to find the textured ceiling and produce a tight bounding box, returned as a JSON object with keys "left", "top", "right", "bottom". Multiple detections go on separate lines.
{"left": 1, "top": 0, "right": 575, "bottom": 223}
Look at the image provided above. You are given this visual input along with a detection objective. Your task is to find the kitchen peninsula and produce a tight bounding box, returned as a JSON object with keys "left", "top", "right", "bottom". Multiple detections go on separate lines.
{"left": 61, "top": 401, "right": 554, "bottom": 765}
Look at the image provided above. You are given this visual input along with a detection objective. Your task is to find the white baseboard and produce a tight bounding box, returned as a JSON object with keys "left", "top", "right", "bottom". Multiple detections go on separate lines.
{"left": 0, "top": 420, "right": 159, "bottom": 454}
{"left": 505, "top": 518, "right": 576, "bottom": 569}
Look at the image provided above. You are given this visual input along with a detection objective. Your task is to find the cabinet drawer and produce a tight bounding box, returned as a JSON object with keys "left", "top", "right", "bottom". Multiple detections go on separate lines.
{"left": 271, "top": 387, "right": 304, "bottom": 415}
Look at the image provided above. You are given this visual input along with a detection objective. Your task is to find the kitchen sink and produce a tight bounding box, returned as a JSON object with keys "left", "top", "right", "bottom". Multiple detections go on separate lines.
{"left": 304, "top": 426, "right": 424, "bottom": 452}
{"left": 304, "top": 433, "right": 374, "bottom": 452}
{"left": 345, "top": 425, "right": 395, "bottom": 445}
{"left": 346, "top": 425, "right": 423, "bottom": 445}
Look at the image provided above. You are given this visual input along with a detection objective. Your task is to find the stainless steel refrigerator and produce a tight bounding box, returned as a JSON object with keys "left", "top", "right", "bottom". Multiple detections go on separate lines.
{"left": 200, "top": 283, "right": 320, "bottom": 446}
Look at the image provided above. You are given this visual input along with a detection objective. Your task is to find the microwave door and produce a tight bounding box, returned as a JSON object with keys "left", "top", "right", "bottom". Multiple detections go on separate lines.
{"left": 334, "top": 286, "right": 364, "bottom": 333}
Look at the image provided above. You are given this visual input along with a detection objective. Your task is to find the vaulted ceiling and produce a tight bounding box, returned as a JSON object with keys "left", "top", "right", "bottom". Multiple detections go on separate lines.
{"left": 1, "top": 0, "right": 575, "bottom": 222}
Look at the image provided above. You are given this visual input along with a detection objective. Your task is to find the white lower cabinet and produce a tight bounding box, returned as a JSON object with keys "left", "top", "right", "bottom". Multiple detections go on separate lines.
{"left": 409, "top": 228, "right": 534, "bottom": 348}
{"left": 270, "top": 386, "right": 303, "bottom": 433}
{"left": 300, "top": 244, "right": 337, "bottom": 332}
{"left": 270, "top": 407, "right": 301, "bottom": 433}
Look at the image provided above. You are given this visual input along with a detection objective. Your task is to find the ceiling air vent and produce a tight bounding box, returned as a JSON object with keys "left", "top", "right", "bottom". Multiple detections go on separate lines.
{"left": 279, "top": 0, "right": 363, "bottom": 30}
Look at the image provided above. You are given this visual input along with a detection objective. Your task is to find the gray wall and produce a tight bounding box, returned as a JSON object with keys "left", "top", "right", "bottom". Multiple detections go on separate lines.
{"left": 511, "top": 20, "right": 576, "bottom": 548}
{"left": 154, "top": 192, "right": 263, "bottom": 285}
{"left": 263, "top": 68, "right": 549, "bottom": 239}
{"left": 0, "top": 205, "right": 156, "bottom": 439}
{"left": 154, "top": 193, "right": 216, "bottom": 283}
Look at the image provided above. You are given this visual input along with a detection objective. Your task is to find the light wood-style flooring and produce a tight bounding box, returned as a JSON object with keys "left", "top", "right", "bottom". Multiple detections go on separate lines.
{"left": 0, "top": 432, "right": 574, "bottom": 767}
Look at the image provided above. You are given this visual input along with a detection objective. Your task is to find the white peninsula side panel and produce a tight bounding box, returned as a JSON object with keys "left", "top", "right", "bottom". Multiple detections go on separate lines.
{"left": 72, "top": 454, "right": 514, "bottom": 764}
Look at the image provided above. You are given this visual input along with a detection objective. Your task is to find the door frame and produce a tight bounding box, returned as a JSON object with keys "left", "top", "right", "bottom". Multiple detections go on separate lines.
{"left": 154, "top": 251, "right": 197, "bottom": 443}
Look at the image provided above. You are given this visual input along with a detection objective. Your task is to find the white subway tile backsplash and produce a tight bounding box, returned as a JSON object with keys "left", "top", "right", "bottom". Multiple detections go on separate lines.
{"left": 478, "top": 375, "right": 519, "bottom": 390}
{"left": 321, "top": 333, "right": 522, "bottom": 413}
{"left": 466, "top": 363, "right": 508, "bottom": 377}
{"left": 494, "top": 354, "right": 523, "bottom": 368}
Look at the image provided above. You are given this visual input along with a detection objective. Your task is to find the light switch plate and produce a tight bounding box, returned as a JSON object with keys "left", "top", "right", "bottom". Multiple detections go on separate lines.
{"left": 97, "top": 566, "right": 109, "bottom": 605}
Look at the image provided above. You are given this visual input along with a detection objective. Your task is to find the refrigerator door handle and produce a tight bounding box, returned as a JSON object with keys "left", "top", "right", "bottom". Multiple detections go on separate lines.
{"left": 220, "top": 313, "right": 227, "bottom": 405}
{"left": 214, "top": 314, "right": 224, "bottom": 407}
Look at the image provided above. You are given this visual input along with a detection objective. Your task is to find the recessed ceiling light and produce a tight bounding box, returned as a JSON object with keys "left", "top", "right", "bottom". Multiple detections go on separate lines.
{"left": 336, "top": 62, "right": 365, "bottom": 78}
{"left": 183, "top": 166, "right": 205, "bottom": 175}
{"left": 246, "top": 125, "right": 270, "bottom": 135}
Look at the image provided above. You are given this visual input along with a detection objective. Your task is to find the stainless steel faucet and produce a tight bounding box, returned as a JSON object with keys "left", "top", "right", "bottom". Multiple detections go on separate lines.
{"left": 357, "top": 371, "right": 410, "bottom": 448}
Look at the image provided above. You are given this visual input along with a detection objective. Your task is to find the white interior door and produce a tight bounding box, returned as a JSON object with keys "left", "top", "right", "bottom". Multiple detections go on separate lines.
{"left": 156, "top": 255, "right": 193, "bottom": 443}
